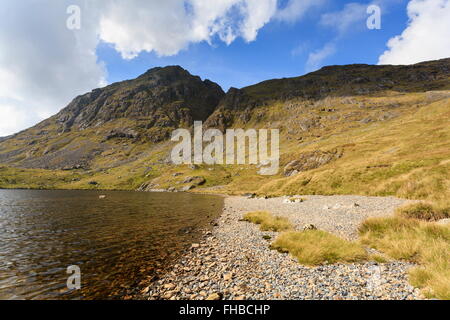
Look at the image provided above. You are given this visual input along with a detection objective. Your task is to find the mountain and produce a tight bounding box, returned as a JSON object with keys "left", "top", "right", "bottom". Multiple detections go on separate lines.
{"left": 0, "top": 66, "right": 224, "bottom": 170}
{"left": 0, "top": 59, "right": 449, "bottom": 203}
{"left": 205, "top": 58, "right": 450, "bottom": 129}
{"left": 56, "top": 66, "right": 224, "bottom": 132}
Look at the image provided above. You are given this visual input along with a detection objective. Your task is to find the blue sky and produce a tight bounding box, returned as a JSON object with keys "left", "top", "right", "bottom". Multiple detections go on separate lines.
{"left": 98, "top": 1, "right": 409, "bottom": 91}
{"left": 0, "top": 0, "right": 449, "bottom": 136}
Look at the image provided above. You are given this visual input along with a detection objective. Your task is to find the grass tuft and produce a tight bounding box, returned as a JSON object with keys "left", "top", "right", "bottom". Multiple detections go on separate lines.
{"left": 397, "top": 202, "right": 450, "bottom": 222}
{"left": 271, "top": 230, "right": 368, "bottom": 266}
{"left": 369, "top": 254, "right": 389, "bottom": 263}
{"left": 359, "top": 216, "right": 450, "bottom": 299}
{"left": 243, "top": 211, "right": 293, "bottom": 232}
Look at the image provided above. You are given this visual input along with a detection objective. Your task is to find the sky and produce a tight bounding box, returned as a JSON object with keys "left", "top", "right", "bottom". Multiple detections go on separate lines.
{"left": 0, "top": 0, "right": 449, "bottom": 137}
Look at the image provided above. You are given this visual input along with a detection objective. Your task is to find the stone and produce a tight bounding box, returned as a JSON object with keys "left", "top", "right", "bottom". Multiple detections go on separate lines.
{"left": 303, "top": 224, "right": 317, "bottom": 231}
{"left": 181, "top": 185, "right": 196, "bottom": 192}
{"left": 223, "top": 272, "right": 233, "bottom": 281}
{"left": 206, "top": 293, "right": 223, "bottom": 300}
{"left": 163, "top": 292, "right": 174, "bottom": 299}
{"left": 183, "top": 176, "right": 206, "bottom": 186}
{"left": 105, "top": 128, "right": 139, "bottom": 140}
{"left": 163, "top": 283, "right": 176, "bottom": 290}
{"left": 200, "top": 275, "right": 209, "bottom": 282}
{"left": 283, "top": 149, "right": 343, "bottom": 176}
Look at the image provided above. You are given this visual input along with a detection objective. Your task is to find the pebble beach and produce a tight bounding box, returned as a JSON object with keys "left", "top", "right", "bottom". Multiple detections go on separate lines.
{"left": 144, "top": 195, "right": 423, "bottom": 300}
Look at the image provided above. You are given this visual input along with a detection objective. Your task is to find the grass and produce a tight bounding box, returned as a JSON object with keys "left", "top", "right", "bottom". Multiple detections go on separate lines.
{"left": 397, "top": 202, "right": 450, "bottom": 222}
{"left": 243, "top": 211, "right": 293, "bottom": 232}
{"left": 271, "top": 230, "right": 368, "bottom": 266}
{"left": 244, "top": 211, "right": 369, "bottom": 266}
{"left": 1, "top": 93, "right": 449, "bottom": 203}
{"left": 359, "top": 216, "right": 450, "bottom": 299}
{"left": 0, "top": 67, "right": 448, "bottom": 299}
{"left": 369, "top": 254, "right": 389, "bottom": 264}
{"left": 254, "top": 96, "right": 450, "bottom": 203}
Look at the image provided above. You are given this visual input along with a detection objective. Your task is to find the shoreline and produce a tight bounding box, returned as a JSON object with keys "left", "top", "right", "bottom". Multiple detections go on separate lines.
{"left": 143, "top": 195, "right": 423, "bottom": 300}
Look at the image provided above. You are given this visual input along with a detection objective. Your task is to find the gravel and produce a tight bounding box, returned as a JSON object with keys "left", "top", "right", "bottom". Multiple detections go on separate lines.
{"left": 143, "top": 195, "right": 423, "bottom": 300}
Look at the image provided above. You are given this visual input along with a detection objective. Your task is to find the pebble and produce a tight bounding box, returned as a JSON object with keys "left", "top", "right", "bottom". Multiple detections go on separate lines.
{"left": 144, "top": 195, "right": 423, "bottom": 300}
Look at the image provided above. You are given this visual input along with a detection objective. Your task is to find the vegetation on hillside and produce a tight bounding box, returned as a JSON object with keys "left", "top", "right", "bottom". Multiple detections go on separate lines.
{"left": 0, "top": 60, "right": 448, "bottom": 205}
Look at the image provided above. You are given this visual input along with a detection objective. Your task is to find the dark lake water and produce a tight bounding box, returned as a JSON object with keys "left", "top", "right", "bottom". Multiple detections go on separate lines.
{"left": 0, "top": 189, "right": 223, "bottom": 300}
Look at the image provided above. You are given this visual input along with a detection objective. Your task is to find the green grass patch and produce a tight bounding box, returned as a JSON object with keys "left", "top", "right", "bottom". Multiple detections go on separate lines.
{"left": 243, "top": 211, "right": 293, "bottom": 232}
{"left": 271, "top": 230, "right": 368, "bottom": 266}
{"left": 359, "top": 216, "right": 450, "bottom": 299}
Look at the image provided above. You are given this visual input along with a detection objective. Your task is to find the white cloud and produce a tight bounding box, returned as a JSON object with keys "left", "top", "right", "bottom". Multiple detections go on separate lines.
{"left": 0, "top": 105, "right": 30, "bottom": 137}
{"left": 379, "top": 0, "right": 450, "bottom": 65}
{"left": 99, "top": 0, "right": 193, "bottom": 59}
{"left": 239, "top": 0, "right": 278, "bottom": 42}
{"left": 305, "top": 42, "right": 336, "bottom": 72}
{"left": 0, "top": 1, "right": 106, "bottom": 137}
{"left": 320, "top": 3, "right": 368, "bottom": 35}
{"left": 98, "top": 0, "right": 281, "bottom": 59}
{"left": 98, "top": 0, "right": 327, "bottom": 59}
{"left": 0, "top": 0, "right": 324, "bottom": 136}
{"left": 276, "top": 0, "right": 326, "bottom": 23}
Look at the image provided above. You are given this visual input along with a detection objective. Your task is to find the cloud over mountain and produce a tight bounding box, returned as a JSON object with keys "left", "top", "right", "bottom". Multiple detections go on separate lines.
{"left": 0, "top": 0, "right": 319, "bottom": 136}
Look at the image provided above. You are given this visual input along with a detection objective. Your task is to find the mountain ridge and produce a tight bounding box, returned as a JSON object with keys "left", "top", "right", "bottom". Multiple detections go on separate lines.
{"left": 3, "top": 57, "right": 450, "bottom": 138}
{"left": 0, "top": 58, "right": 449, "bottom": 204}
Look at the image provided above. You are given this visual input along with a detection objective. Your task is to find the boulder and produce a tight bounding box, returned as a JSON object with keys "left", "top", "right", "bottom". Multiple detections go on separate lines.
{"left": 180, "top": 185, "right": 195, "bottom": 192}
{"left": 303, "top": 224, "right": 317, "bottom": 231}
{"left": 183, "top": 176, "right": 206, "bottom": 186}
{"left": 284, "top": 149, "right": 343, "bottom": 176}
{"left": 105, "top": 128, "right": 139, "bottom": 140}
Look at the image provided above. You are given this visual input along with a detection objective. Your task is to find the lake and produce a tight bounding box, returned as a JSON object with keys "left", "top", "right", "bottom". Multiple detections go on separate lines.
{"left": 0, "top": 189, "right": 223, "bottom": 300}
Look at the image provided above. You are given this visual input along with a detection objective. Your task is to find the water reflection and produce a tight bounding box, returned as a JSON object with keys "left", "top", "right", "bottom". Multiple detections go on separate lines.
{"left": 0, "top": 190, "right": 223, "bottom": 300}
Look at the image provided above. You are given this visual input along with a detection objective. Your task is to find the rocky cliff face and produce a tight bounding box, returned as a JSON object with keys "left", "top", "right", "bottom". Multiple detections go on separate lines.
{"left": 0, "top": 58, "right": 449, "bottom": 172}
{"left": 205, "top": 58, "right": 450, "bottom": 129}
{"left": 0, "top": 66, "right": 225, "bottom": 169}
{"left": 55, "top": 66, "right": 225, "bottom": 132}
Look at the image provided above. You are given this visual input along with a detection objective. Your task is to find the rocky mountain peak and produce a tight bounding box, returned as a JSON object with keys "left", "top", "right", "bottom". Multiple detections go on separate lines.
{"left": 137, "top": 65, "right": 194, "bottom": 81}
{"left": 54, "top": 66, "right": 225, "bottom": 133}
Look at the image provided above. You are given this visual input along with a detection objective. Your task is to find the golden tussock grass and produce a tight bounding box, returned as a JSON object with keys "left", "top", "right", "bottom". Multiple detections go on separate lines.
{"left": 243, "top": 211, "right": 293, "bottom": 232}
{"left": 271, "top": 230, "right": 368, "bottom": 266}
{"left": 359, "top": 216, "right": 450, "bottom": 300}
{"left": 397, "top": 202, "right": 450, "bottom": 222}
